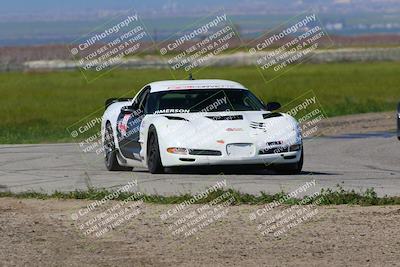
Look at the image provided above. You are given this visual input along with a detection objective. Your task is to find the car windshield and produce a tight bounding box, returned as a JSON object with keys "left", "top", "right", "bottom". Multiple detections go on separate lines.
{"left": 146, "top": 89, "right": 266, "bottom": 114}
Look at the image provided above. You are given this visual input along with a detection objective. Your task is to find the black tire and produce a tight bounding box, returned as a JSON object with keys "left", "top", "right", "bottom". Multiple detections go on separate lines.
{"left": 273, "top": 149, "right": 304, "bottom": 174}
{"left": 104, "top": 122, "right": 132, "bottom": 171}
{"left": 147, "top": 127, "right": 164, "bottom": 174}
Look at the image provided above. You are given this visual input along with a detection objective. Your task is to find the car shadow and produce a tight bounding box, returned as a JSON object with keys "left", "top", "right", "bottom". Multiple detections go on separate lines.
{"left": 155, "top": 166, "right": 341, "bottom": 176}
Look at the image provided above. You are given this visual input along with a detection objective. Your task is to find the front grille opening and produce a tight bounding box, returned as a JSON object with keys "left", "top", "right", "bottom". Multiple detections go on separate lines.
{"left": 189, "top": 149, "right": 222, "bottom": 156}
{"left": 259, "top": 147, "right": 289, "bottom": 155}
{"left": 179, "top": 158, "right": 196, "bottom": 162}
{"left": 206, "top": 115, "right": 243, "bottom": 121}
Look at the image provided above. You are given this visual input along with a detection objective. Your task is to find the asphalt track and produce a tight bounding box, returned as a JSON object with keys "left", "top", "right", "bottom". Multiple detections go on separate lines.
{"left": 0, "top": 133, "right": 399, "bottom": 196}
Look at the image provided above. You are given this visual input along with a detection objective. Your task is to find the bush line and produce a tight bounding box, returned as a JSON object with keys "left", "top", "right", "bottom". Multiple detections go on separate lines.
{"left": 1, "top": 185, "right": 399, "bottom": 206}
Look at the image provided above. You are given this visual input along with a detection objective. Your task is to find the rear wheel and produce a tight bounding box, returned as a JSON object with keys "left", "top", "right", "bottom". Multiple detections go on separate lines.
{"left": 147, "top": 127, "right": 164, "bottom": 174}
{"left": 273, "top": 149, "right": 303, "bottom": 174}
{"left": 104, "top": 122, "right": 132, "bottom": 171}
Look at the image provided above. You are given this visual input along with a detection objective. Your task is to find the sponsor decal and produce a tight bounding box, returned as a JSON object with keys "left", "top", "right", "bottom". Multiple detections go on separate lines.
{"left": 226, "top": 128, "right": 243, "bottom": 131}
{"left": 117, "top": 114, "right": 131, "bottom": 136}
{"left": 155, "top": 109, "right": 190, "bottom": 114}
{"left": 166, "top": 85, "right": 237, "bottom": 90}
{"left": 267, "top": 141, "right": 283, "bottom": 146}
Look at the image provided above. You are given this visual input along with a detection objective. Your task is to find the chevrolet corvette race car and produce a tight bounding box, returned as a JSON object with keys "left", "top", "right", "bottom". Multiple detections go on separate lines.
{"left": 101, "top": 79, "right": 303, "bottom": 174}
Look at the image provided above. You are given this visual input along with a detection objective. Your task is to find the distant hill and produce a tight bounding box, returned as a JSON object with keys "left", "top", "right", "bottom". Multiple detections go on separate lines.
{"left": 0, "top": 0, "right": 399, "bottom": 46}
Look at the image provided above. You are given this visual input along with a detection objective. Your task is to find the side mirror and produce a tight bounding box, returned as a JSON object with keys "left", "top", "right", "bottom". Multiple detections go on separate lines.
{"left": 121, "top": 106, "right": 134, "bottom": 115}
{"left": 265, "top": 102, "right": 281, "bottom": 111}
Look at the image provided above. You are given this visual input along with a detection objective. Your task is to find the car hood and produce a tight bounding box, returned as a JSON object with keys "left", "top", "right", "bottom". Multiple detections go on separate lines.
{"left": 153, "top": 111, "right": 299, "bottom": 148}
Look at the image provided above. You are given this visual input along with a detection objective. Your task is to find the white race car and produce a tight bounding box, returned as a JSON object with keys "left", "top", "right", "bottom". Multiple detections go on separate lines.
{"left": 101, "top": 79, "right": 303, "bottom": 174}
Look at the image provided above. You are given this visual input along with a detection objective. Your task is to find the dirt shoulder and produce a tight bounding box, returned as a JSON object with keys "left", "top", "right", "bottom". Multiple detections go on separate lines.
{"left": 320, "top": 111, "right": 396, "bottom": 136}
{"left": 1, "top": 198, "right": 399, "bottom": 266}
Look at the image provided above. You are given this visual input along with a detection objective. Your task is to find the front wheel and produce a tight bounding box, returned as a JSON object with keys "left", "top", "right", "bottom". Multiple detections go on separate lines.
{"left": 273, "top": 149, "right": 304, "bottom": 174}
{"left": 147, "top": 127, "right": 164, "bottom": 174}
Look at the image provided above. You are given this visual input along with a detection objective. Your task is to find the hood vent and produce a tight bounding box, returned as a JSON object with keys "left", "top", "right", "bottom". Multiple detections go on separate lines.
{"left": 206, "top": 115, "right": 243, "bottom": 121}
{"left": 250, "top": 121, "right": 267, "bottom": 130}
{"left": 263, "top": 112, "right": 283, "bottom": 119}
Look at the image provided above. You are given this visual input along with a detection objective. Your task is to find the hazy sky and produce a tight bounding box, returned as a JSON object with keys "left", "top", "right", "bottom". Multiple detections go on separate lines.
{"left": 0, "top": 0, "right": 354, "bottom": 16}
{"left": 1, "top": 0, "right": 398, "bottom": 21}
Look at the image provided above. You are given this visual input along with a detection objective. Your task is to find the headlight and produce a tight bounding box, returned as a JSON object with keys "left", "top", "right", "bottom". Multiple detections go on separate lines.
{"left": 167, "top": 147, "right": 188, "bottom": 155}
{"left": 289, "top": 144, "right": 301, "bottom": 151}
{"left": 295, "top": 123, "right": 302, "bottom": 141}
{"left": 296, "top": 123, "right": 302, "bottom": 134}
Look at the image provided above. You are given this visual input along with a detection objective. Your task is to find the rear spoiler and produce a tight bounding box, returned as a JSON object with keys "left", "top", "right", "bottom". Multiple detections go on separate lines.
{"left": 105, "top": 98, "right": 133, "bottom": 110}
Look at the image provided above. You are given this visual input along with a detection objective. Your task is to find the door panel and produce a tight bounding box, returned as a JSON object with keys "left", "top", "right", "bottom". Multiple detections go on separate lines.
{"left": 117, "top": 112, "right": 143, "bottom": 160}
{"left": 117, "top": 87, "right": 149, "bottom": 160}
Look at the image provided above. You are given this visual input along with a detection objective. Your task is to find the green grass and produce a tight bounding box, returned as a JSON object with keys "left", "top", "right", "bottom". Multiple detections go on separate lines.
{"left": 0, "top": 186, "right": 399, "bottom": 205}
{"left": 0, "top": 62, "right": 399, "bottom": 143}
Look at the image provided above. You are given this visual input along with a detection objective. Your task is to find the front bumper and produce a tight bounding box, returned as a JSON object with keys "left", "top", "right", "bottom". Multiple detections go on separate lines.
{"left": 161, "top": 148, "right": 302, "bottom": 167}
